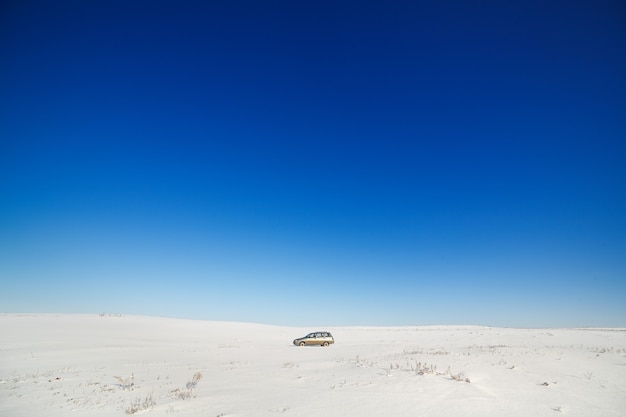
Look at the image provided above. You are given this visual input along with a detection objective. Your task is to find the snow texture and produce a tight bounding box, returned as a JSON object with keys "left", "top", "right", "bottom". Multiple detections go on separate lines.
{"left": 1, "top": 314, "right": 625, "bottom": 416}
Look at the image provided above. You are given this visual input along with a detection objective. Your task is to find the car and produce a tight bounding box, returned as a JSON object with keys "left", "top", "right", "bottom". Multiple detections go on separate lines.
{"left": 293, "top": 331, "right": 334, "bottom": 347}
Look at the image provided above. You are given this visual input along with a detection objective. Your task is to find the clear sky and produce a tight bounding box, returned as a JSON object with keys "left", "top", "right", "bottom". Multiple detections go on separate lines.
{"left": 1, "top": 1, "right": 625, "bottom": 327}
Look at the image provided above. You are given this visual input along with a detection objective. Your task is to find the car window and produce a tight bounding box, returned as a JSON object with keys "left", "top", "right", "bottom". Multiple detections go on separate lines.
{"left": 316, "top": 333, "right": 322, "bottom": 337}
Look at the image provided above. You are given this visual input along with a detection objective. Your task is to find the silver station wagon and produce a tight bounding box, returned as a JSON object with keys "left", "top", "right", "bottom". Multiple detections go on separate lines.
{"left": 293, "top": 331, "right": 334, "bottom": 347}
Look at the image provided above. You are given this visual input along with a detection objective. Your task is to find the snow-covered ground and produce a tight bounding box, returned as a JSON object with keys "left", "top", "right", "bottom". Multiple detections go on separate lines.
{"left": 1, "top": 314, "right": 625, "bottom": 417}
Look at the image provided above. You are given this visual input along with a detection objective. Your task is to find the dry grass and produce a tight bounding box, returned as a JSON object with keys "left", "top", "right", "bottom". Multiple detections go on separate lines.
{"left": 114, "top": 374, "right": 135, "bottom": 390}
{"left": 170, "top": 372, "right": 203, "bottom": 400}
{"left": 126, "top": 391, "right": 155, "bottom": 415}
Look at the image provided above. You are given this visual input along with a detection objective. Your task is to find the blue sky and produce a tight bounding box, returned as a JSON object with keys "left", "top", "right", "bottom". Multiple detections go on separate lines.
{"left": 1, "top": 1, "right": 625, "bottom": 327}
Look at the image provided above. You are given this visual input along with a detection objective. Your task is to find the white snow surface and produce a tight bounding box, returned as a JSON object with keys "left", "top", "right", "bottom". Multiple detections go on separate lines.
{"left": 1, "top": 314, "right": 625, "bottom": 417}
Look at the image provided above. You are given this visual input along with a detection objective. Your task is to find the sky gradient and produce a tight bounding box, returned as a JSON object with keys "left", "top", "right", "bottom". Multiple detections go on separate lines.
{"left": 1, "top": 1, "right": 625, "bottom": 327}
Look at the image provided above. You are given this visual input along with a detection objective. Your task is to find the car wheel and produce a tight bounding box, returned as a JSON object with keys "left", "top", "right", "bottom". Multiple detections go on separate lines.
{"left": 299, "top": 341, "right": 305, "bottom": 346}
{"left": 322, "top": 341, "right": 329, "bottom": 347}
